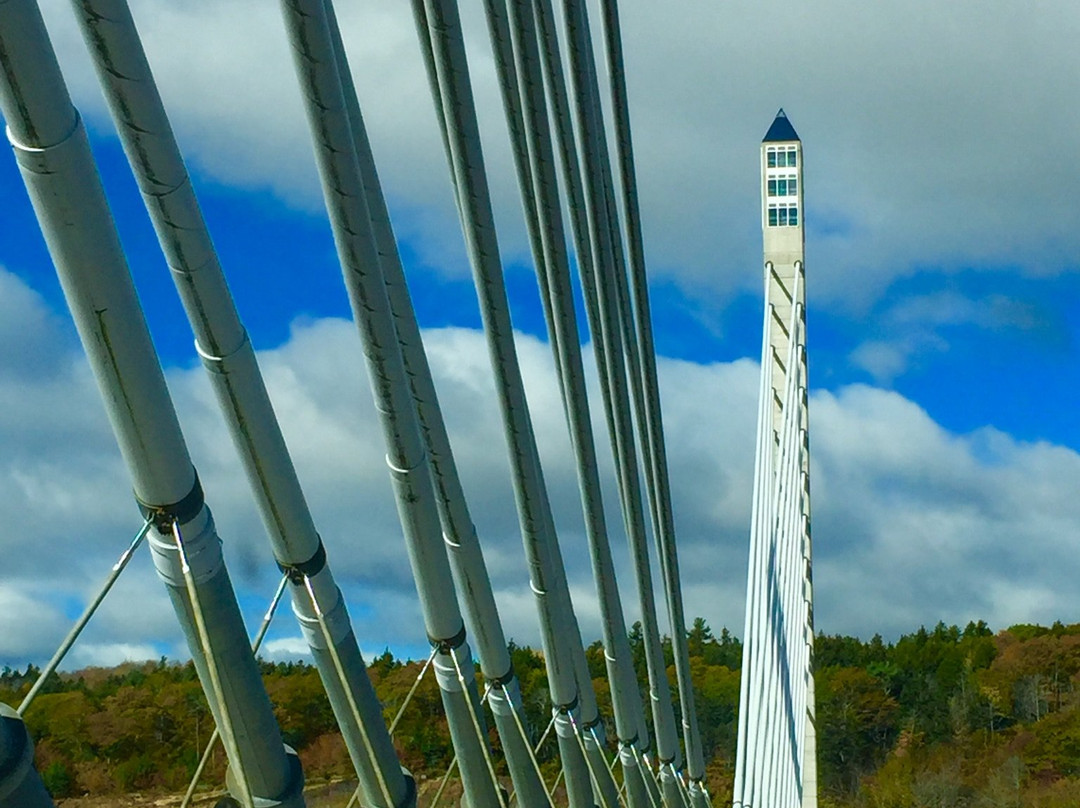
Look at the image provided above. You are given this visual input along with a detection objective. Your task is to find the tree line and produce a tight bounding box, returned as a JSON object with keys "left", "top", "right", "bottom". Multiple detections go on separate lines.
{"left": 5, "top": 619, "right": 1080, "bottom": 805}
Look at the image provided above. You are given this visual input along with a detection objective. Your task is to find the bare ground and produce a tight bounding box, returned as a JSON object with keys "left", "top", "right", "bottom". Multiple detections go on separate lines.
{"left": 56, "top": 778, "right": 463, "bottom": 808}
{"left": 56, "top": 780, "right": 358, "bottom": 808}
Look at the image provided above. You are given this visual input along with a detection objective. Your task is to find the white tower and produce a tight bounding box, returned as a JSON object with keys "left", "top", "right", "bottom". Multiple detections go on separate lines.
{"left": 733, "top": 110, "right": 817, "bottom": 808}
{"left": 763, "top": 107, "right": 817, "bottom": 808}
{"left": 762, "top": 109, "right": 804, "bottom": 426}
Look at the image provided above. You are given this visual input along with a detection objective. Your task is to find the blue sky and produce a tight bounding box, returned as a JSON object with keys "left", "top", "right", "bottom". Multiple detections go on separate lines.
{"left": 2, "top": 0, "right": 1079, "bottom": 670}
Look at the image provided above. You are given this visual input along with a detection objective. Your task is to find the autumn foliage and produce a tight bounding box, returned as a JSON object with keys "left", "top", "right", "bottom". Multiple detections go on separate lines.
{"left": 7, "top": 619, "right": 1080, "bottom": 806}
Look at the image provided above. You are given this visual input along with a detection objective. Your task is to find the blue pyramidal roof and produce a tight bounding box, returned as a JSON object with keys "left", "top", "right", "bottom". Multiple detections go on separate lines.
{"left": 763, "top": 109, "right": 799, "bottom": 142}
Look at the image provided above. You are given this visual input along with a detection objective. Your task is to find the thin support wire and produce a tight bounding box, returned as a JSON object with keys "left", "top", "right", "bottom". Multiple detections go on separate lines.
{"left": 695, "top": 779, "right": 713, "bottom": 806}
{"left": 427, "top": 682, "right": 498, "bottom": 808}
{"left": 346, "top": 668, "right": 492, "bottom": 808}
{"left": 19, "top": 520, "right": 151, "bottom": 714}
{"left": 503, "top": 687, "right": 554, "bottom": 806}
{"left": 344, "top": 785, "right": 360, "bottom": 808}
{"left": 669, "top": 764, "right": 693, "bottom": 808}
{"left": 607, "top": 747, "right": 620, "bottom": 775}
{"left": 567, "top": 713, "right": 617, "bottom": 808}
{"left": 615, "top": 771, "right": 628, "bottom": 804}
{"left": 173, "top": 520, "right": 255, "bottom": 808}
{"left": 549, "top": 767, "right": 565, "bottom": 801}
{"left": 448, "top": 647, "right": 508, "bottom": 808}
{"left": 589, "top": 726, "right": 627, "bottom": 808}
{"left": 430, "top": 754, "right": 461, "bottom": 808}
{"left": 629, "top": 747, "right": 662, "bottom": 808}
{"left": 302, "top": 574, "right": 397, "bottom": 808}
{"left": 388, "top": 646, "right": 439, "bottom": 737}
{"left": 536, "top": 713, "right": 563, "bottom": 803}
{"left": 535, "top": 713, "right": 558, "bottom": 753}
{"left": 179, "top": 573, "right": 290, "bottom": 808}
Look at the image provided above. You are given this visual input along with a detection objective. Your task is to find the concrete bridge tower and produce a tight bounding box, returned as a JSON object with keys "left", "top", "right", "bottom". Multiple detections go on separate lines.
{"left": 733, "top": 109, "right": 817, "bottom": 808}
{"left": 762, "top": 107, "right": 817, "bottom": 808}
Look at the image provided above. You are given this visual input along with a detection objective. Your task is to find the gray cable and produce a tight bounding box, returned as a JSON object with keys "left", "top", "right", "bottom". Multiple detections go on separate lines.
{"left": 19, "top": 521, "right": 151, "bottom": 715}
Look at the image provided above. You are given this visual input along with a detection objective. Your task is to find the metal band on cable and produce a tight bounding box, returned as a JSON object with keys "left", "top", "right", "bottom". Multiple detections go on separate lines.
{"left": 135, "top": 473, "right": 204, "bottom": 531}
{"left": 428, "top": 622, "right": 467, "bottom": 652}
{"left": 490, "top": 664, "right": 515, "bottom": 687}
{"left": 557, "top": 694, "right": 580, "bottom": 714}
{"left": 276, "top": 537, "right": 327, "bottom": 583}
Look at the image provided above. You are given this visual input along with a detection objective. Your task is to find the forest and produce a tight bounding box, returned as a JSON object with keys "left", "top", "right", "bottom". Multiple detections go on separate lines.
{"left": 5, "top": 619, "right": 1080, "bottom": 806}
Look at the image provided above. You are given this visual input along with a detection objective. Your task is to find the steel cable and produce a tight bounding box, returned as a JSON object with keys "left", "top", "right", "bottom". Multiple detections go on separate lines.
{"left": 173, "top": 521, "right": 255, "bottom": 808}
{"left": 303, "top": 575, "right": 398, "bottom": 808}
{"left": 179, "top": 573, "right": 290, "bottom": 808}
{"left": 19, "top": 520, "right": 151, "bottom": 715}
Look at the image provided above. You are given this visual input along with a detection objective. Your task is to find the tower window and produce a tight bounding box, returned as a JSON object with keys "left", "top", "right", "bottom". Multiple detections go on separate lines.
{"left": 767, "top": 202, "right": 798, "bottom": 227}
{"left": 767, "top": 175, "right": 797, "bottom": 197}
{"left": 766, "top": 146, "right": 797, "bottom": 168}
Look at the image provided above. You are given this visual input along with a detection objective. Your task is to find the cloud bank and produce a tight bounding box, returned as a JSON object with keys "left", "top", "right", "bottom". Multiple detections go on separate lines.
{"left": 32, "top": 0, "right": 1080, "bottom": 312}
{"left": 1, "top": 266, "right": 1077, "bottom": 671}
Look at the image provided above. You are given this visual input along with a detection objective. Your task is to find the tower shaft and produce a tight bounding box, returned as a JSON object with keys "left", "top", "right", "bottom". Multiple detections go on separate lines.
{"left": 733, "top": 110, "right": 816, "bottom": 808}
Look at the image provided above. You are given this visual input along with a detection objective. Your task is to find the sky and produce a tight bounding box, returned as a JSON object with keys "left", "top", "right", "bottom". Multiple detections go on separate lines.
{"left": 2, "top": 0, "right": 1079, "bottom": 673}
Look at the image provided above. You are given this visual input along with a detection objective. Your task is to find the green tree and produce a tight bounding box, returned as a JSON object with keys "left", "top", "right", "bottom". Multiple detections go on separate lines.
{"left": 687, "top": 618, "right": 715, "bottom": 658}
{"left": 816, "top": 666, "right": 900, "bottom": 796}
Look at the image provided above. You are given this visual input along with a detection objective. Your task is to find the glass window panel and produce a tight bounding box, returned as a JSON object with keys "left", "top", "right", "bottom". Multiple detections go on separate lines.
{"left": 789, "top": 150, "right": 797, "bottom": 167}
{"left": 789, "top": 206, "right": 798, "bottom": 226}
{"left": 778, "top": 207, "right": 788, "bottom": 226}
{"left": 767, "top": 179, "right": 777, "bottom": 196}
{"left": 777, "top": 179, "right": 787, "bottom": 196}
{"left": 767, "top": 150, "right": 777, "bottom": 168}
{"left": 790, "top": 179, "right": 797, "bottom": 196}
{"left": 768, "top": 207, "right": 778, "bottom": 226}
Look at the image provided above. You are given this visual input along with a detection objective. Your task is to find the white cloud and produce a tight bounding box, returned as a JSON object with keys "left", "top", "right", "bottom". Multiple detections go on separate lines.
{"left": 66, "top": 642, "right": 162, "bottom": 670}
{"left": 848, "top": 290, "right": 1054, "bottom": 382}
{"left": 849, "top": 340, "right": 916, "bottom": 384}
{"left": 3, "top": 265, "right": 1080, "bottom": 674}
{"left": 262, "top": 637, "right": 313, "bottom": 662}
{"left": 810, "top": 387, "right": 1080, "bottom": 637}
{"left": 28, "top": 0, "right": 1080, "bottom": 314}
{"left": 0, "top": 585, "right": 69, "bottom": 663}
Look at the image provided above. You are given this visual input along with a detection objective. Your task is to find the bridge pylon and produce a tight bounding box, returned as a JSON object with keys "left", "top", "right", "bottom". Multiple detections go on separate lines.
{"left": 732, "top": 110, "right": 817, "bottom": 808}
